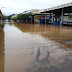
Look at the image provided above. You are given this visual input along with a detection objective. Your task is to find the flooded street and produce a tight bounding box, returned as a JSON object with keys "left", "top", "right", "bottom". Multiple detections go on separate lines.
{"left": 0, "top": 21, "right": 72, "bottom": 72}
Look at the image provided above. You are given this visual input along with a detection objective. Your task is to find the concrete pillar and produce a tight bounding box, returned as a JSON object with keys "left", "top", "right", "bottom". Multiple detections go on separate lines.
{"left": 39, "top": 16, "right": 41, "bottom": 24}
{"left": 60, "top": 9, "right": 64, "bottom": 25}
{"left": 31, "top": 16, "right": 32, "bottom": 24}
{"left": 45, "top": 13, "right": 46, "bottom": 24}
{"left": 52, "top": 11, "right": 54, "bottom": 24}
{"left": 49, "top": 13, "right": 51, "bottom": 24}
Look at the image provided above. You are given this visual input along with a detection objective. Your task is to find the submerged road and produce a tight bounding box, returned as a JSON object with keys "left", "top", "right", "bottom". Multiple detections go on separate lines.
{"left": 0, "top": 21, "right": 72, "bottom": 72}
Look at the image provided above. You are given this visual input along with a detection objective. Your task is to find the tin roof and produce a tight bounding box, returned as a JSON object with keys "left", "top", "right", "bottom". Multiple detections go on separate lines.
{"left": 42, "top": 2, "right": 72, "bottom": 12}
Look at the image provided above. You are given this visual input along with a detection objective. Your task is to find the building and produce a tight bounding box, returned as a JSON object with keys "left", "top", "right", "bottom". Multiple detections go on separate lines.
{"left": 41, "top": 2, "right": 72, "bottom": 25}
{"left": 23, "top": 9, "right": 41, "bottom": 14}
{"left": 34, "top": 14, "right": 45, "bottom": 24}
{"left": 11, "top": 14, "right": 18, "bottom": 19}
{"left": 0, "top": 10, "right": 3, "bottom": 19}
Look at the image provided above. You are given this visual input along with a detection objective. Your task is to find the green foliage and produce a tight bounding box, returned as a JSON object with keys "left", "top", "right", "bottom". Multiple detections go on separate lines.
{"left": 7, "top": 15, "right": 12, "bottom": 21}
{"left": 13, "top": 16, "right": 18, "bottom": 21}
{"left": 2, "top": 16, "right": 6, "bottom": 20}
{"left": 13, "top": 13, "right": 35, "bottom": 21}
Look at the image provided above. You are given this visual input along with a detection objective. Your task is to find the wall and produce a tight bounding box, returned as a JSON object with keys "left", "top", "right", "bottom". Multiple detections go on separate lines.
{"left": 34, "top": 18, "right": 40, "bottom": 23}
{"left": 63, "top": 16, "right": 72, "bottom": 22}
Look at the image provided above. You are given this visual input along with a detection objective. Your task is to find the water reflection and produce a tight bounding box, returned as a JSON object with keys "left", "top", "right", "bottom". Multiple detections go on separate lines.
{"left": 0, "top": 24, "right": 4, "bottom": 72}
{"left": 15, "top": 24, "right": 72, "bottom": 48}
{"left": 15, "top": 23, "right": 72, "bottom": 72}
{"left": 1, "top": 21, "right": 72, "bottom": 72}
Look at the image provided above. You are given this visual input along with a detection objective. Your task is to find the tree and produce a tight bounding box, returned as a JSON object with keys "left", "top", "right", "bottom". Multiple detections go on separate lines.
{"left": 13, "top": 13, "right": 35, "bottom": 23}
{"left": 7, "top": 15, "right": 12, "bottom": 21}
{"left": 2, "top": 16, "right": 6, "bottom": 20}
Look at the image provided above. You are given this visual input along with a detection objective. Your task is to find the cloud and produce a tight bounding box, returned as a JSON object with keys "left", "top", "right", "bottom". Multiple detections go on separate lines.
{"left": 0, "top": 0, "right": 72, "bottom": 16}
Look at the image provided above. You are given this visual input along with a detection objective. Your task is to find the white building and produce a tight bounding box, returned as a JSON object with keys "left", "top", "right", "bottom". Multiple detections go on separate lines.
{"left": 23, "top": 9, "right": 41, "bottom": 14}
{"left": 11, "top": 14, "right": 18, "bottom": 19}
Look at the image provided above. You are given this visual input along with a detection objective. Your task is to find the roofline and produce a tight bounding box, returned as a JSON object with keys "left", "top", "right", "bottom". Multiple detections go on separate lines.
{"left": 41, "top": 2, "right": 72, "bottom": 13}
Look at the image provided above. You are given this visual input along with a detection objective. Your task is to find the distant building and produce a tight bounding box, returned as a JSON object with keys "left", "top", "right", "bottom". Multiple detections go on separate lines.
{"left": 0, "top": 10, "right": 3, "bottom": 19}
{"left": 22, "top": 9, "right": 43, "bottom": 23}
{"left": 34, "top": 14, "right": 45, "bottom": 24}
{"left": 11, "top": 14, "right": 18, "bottom": 19}
{"left": 23, "top": 9, "right": 41, "bottom": 14}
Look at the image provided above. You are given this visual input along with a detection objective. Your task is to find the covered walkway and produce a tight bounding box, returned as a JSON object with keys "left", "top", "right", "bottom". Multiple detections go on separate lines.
{"left": 41, "top": 2, "right": 72, "bottom": 25}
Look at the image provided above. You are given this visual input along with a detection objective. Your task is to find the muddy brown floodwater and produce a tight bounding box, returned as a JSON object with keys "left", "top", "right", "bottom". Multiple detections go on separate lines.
{"left": 0, "top": 21, "right": 72, "bottom": 72}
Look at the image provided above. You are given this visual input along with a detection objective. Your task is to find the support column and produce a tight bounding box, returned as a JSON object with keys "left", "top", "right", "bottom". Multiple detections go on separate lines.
{"left": 45, "top": 12, "right": 46, "bottom": 24}
{"left": 39, "top": 15, "right": 41, "bottom": 24}
{"left": 52, "top": 11, "right": 54, "bottom": 24}
{"left": 49, "top": 13, "right": 51, "bottom": 24}
{"left": 31, "top": 16, "right": 32, "bottom": 24}
{"left": 60, "top": 9, "right": 64, "bottom": 25}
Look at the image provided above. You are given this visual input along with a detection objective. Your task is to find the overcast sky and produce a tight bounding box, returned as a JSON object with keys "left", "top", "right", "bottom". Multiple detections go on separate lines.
{"left": 0, "top": 0, "right": 72, "bottom": 16}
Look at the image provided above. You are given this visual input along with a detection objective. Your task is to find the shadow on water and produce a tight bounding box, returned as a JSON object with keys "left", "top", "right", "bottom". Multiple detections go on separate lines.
{"left": 36, "top": 48, "right": 41, "bottom": 61}
{"left": 36, "top": 48, "right": 50, "bottom": 65}
{"left": 25, "top": 47, "right": 72, "bottom": 72}
{"left": 25, "top": 48, "right": 60, "bottom": 72}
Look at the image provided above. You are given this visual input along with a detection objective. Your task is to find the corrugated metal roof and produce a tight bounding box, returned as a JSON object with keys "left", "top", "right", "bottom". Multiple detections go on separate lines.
{"left": 43, "top": 2, "right": 72, "bottom": 12}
